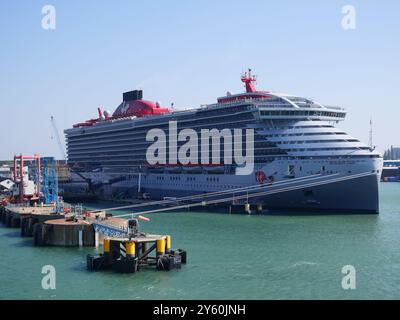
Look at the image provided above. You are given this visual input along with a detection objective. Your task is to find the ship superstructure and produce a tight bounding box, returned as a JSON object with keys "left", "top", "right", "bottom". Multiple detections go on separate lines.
{"left": 65, "top": 71, "right": 383, "bottom": 213}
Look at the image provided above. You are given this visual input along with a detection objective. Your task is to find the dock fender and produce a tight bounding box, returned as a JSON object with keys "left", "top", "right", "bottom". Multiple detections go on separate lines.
{"left": 20, "top": 217, "right": 27, "bottom": 236}
{"left": 27, "top": 217, "right": 39, "bottom": 236}
{"left": 33, "top": 223, "right": 42, "bottom": 246}
{"left": 171, "top": 249, "right": 187, "bottom": 264}
{"left": 6, "top": 212, "right": 12, "bottom": 227}
{"left": 42, "top": 224, "right": 53, "bottom": 244}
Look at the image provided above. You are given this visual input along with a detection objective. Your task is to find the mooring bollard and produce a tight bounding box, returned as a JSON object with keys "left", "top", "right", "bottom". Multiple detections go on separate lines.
{"left": 125, "top": 241, "right": 136, "bottom": 258}
{"left": 156, "top": 238, "right": 166, "bottom": 257}
{"left": 166, "top": 235, "right": 171, "bottom": 253}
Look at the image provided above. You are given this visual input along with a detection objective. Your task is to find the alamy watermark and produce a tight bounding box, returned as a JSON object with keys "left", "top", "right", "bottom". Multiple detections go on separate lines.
{"left": 41, "top": 5, "right": 56, "bottom": 30}
{"left": 41, "top": 265, "right": 56, "bottom": 290}
{"left": 341, "top": 5, "right": 356, "bottom": 30}
{"left": 341, "top": 265, "right": 356, "bottom": 290}
{"left": 146, "top": 121, "right": 254, "bottom": 175}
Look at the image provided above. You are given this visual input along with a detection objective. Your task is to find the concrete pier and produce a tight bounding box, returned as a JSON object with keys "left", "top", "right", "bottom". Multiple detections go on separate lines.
{"left": 1, "top": 203, "right": 187, "bottom": 276}
{"left": 34, "top": 219, "right": 95, "bottom": 246}
{"left": 1, "top": 205, "right": 57, "bottom": 228}
{"left": 0, "top": 204, "right": 128, "bottom": 248}
{"left": 33, "top": 214, "right": 127, "bottom": 247}
{"left": 21, "top": 211, "right": 65, "bottom": 237}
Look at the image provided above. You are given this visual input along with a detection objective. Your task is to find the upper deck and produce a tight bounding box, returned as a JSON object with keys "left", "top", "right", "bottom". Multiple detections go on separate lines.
{"left": 67, "top": 69, "right": 347, "bottom": 138}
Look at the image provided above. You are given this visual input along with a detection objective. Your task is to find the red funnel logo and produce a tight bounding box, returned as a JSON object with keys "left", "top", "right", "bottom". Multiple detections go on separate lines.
{"left": 255, "top": 171, "right": 267, "bottom": 184}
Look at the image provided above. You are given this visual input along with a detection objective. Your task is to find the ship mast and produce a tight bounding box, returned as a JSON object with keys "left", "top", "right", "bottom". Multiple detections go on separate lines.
{"left": 369, "top": 116, "right": 373, "bottom": 148}
{"left": 241, "top": 68, "right": 257, "bottom": 93}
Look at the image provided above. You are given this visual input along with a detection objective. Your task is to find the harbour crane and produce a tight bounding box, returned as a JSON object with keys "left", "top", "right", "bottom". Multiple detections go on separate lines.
{"left": 50, "top": 116, "right": 66, "bottom": 160}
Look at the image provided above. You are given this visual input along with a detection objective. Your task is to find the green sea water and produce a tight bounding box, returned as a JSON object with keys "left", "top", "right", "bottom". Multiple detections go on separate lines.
{"left": 1, "top": 183, "right": 400, "bottom": 300}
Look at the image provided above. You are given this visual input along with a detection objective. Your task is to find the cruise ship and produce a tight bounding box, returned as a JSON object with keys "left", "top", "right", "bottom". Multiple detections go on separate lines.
{"left": 64, "top": 71, "right": 383, "bottom": 213}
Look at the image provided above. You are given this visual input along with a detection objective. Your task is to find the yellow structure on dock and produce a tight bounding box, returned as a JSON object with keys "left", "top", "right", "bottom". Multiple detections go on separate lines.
{"left": 87, "top": 233, "right": 187, "bottom": 273}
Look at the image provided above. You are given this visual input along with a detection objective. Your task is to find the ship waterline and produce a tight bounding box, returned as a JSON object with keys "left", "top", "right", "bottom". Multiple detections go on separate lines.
{"left": 64, "top": 71, "right": 383, "bottom": 213}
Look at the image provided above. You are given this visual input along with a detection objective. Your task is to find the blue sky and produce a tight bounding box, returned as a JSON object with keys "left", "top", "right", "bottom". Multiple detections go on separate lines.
{"left": 0, "top": 0, "right": 399, "bottom": 159}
